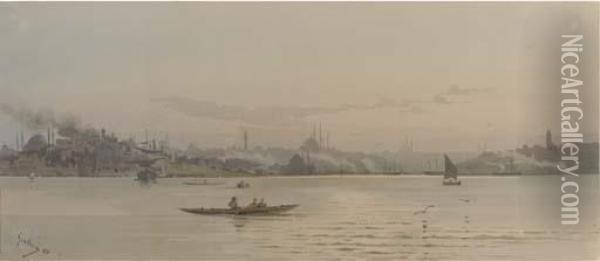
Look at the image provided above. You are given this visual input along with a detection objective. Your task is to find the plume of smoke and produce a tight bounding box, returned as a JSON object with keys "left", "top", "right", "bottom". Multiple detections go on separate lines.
{"left": 0, "top": 103, "right": 56, "bottom": 130}
{"left": 224, "top": 150, "right": 280, "bottom": 166}
{"left": 310, "top": 153, "right": 360, "bottom": 173}
{"left": 512, "top": 152, "right": 555, "bottom": 168}
{"left": 0, "top": 103, "right": 84, "bottom": 138}
{"left": 55, "top": 114, "right": 83, "bottom": 138}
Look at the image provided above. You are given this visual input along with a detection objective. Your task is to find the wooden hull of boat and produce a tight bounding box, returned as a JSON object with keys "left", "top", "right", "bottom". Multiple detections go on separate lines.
{"left": 443, "top": 180, "right": 461, "bottom": 185}
{"left": 182, "top": 182, "right": 225, "bottom": 186}
{"left": 492, "top": 172, "right": 522, "bottom": 176}
{"left": 180, "top": 204, "right": 299, "bottom": 215}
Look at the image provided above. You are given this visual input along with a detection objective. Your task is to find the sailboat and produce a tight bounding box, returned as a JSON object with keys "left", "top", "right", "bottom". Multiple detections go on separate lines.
{"left": 442, "top": 154, "right": 461, "bottom": 186}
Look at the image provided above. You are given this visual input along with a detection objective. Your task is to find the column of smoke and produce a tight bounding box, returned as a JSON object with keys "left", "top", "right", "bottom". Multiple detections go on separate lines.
{"left": 223, "top": 150, "right": 364, "bottom": 173}
{"left": 0, "top": 103, "right": 86, "bottom": 143}
{"left": 493, "top": 150, "right": 555, "bottom": 170}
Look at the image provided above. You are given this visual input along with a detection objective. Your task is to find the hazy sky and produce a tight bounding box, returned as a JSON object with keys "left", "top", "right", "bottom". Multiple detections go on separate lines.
{"left": 0, "top": 3, "right": 597, "bottom": 152}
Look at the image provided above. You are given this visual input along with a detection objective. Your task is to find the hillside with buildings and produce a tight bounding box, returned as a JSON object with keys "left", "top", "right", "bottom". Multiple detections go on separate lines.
{"left": 0, "top": 107, "right": 596, "bottom": 178}
{"left": 457, "top": 130, "right": 598, "bottom": 175}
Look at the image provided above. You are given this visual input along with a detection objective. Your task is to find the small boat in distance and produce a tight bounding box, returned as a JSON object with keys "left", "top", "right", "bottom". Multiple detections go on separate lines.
{"left": 182, "top": 180, "right": 226, "bottom": 186}
{"left": 180, "top": 204, "right": 299, "bottom": 215}
{"left": 136, "top": 168, "right": 158, "bottom": 184}
{"left": 236, "top": 180, "right": 250, "bottom": 189}
{"left": 443, "top": 154, "right": 461, "bottom": 186}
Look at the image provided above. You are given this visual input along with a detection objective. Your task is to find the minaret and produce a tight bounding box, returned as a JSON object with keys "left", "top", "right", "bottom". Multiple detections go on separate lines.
{"left": 243, "top": 130, "right": 248, "bottom": 150}
{"left": 165, "top": 133, "right": 170, "bottom": 149}
{"left": 50, "top": 126, "right": 54, "bottom": 146}
{"left": 20, "top": 131, "right": 24, "bottom": 150}
{"left": 545, "top": 129, "right": 554, "bottom": 149}
{"left": 145, "top": 129, "right": 149, "bottom": 148}
{"left": 319, "top": 123, "right": 323, "bottom": 149}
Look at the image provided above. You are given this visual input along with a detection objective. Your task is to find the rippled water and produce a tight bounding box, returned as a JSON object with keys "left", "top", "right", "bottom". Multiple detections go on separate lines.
{"left": 0, "top": 175, "right": 598, "bottom": 260}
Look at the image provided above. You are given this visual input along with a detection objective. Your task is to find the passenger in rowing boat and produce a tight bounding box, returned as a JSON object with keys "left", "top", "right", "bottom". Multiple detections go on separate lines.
{"left": 247, "top": 198, "right": 258, "bottom": 208}
{"left": 257, "top": 198, "right": 267, "bottom": 208}
{"left": 228, "top": 196, "right": 239, "bottom": 209}
{"left": 237, "top": 180, "right": 248, "bottom": 188}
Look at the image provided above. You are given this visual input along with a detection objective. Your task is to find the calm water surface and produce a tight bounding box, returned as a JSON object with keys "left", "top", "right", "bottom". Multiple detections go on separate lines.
{"left": 0, "top": 175, "right": 598, "bottom": 260}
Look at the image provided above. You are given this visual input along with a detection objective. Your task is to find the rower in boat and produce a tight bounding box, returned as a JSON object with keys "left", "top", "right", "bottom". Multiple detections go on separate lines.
{"left": 180, "top": 203, "right": 298, "bottom": 215}
{"left": 257, "top": 198, "right": 267, "bottom": 208}
{"left": 236, "top": 180, "right": 250, "bottom": 188}
{"left": 247, "top": 198, "right": 258, "bottom": 208}
{"left": 228, "top": 196, "right": 239, "bottom": 210}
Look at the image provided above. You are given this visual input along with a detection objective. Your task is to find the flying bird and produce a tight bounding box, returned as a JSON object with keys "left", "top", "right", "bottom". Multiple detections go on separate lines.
{"left": 413, "top": 205, "right": 435, "bottom": 215}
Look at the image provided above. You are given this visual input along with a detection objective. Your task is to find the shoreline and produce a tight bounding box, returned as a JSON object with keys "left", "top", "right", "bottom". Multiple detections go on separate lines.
{"left": 0, "top": 172, "right": 596, "bottom": 178}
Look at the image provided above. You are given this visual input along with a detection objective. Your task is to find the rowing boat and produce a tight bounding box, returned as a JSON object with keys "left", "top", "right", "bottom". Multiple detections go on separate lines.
{"left": 182, "top": 181, "right": 226, "bottom": 186}
{"left": 180, "top": 204, "right": 299, "bottom": 215}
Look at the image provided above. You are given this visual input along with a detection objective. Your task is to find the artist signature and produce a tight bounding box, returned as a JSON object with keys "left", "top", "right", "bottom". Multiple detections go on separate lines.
{"left": 16, "top": 232, "right": 50, "bottom": 259}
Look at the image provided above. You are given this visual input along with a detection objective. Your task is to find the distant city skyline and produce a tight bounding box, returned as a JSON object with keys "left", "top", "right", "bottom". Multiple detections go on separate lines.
{"left": 0, "top": 3, "right": 598, "bottom": 152}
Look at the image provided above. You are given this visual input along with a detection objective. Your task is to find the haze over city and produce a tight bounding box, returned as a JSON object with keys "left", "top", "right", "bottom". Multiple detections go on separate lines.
{"left": 1, "top": 3, "right": 598, "bottom": 152}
